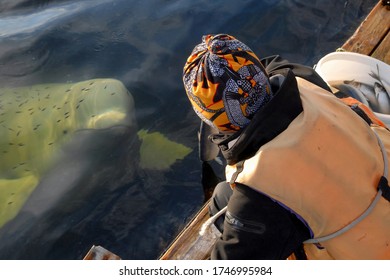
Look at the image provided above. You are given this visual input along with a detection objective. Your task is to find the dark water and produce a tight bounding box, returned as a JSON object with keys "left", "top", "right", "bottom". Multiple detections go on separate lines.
{"left": 0, "top": 0, "right": 377, "bottom": 259}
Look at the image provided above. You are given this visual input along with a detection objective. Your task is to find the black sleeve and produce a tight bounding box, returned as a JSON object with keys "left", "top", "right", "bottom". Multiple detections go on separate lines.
{"left": 211, "top": 183, "right": 310, "bottom": 260}
{"left": 261, "top": 55, "right": 331, "bottom": 92}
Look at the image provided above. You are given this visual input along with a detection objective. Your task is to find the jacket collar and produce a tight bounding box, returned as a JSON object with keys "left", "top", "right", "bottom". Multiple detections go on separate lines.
{"left": 210, "top": 70, "right": 303, "bottom": 165}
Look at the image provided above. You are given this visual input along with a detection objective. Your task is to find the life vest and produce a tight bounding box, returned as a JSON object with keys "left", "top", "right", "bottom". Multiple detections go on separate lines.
{"left": 226, "top": 77, "right": 390, "bottom": 259}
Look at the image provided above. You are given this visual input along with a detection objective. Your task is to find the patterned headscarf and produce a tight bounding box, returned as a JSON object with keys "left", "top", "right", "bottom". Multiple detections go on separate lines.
{"left": 183, "top": 34, "right": 274, "bottom": 132}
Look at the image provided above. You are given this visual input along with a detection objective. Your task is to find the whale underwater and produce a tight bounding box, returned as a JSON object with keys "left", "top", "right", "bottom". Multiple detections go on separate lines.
{"left": 0, "top": 78, "right": 192, "bottom": 258}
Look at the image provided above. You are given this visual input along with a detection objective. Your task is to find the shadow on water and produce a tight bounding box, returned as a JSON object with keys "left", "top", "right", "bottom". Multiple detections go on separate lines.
{"left": 0, "top": 0, "right": 378, "bottom": 259}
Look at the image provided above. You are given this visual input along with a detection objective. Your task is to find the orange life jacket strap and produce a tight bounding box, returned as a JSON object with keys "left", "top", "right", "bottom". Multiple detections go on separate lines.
{"left": 340, "top": 97, "right": 387, "bottom": 128}
{"left": 303, "top": 190, "right": 383, "bottom": 244}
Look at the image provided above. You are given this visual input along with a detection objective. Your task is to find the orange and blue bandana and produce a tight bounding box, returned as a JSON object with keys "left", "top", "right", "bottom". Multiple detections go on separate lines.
{"left": 183, "top": 34, "right": 274, "bottom": 132}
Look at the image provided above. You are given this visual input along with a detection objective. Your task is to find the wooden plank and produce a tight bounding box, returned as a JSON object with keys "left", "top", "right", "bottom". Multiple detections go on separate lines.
{"left": 159, "top": 200, "right": 219, "bottom": 260}
{"left": 83, "top": 245, "right": 121, "bottom": 260}
{"left": 372, "top": 31, "right": 390, "bottom": 64}
{"left": 342, "top": 1, "right": 390, "bottom": 57}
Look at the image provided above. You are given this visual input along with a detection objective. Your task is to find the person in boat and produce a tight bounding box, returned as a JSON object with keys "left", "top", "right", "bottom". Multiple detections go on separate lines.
{"left": 182, "top": 34, "right": 390, "bottom": 260}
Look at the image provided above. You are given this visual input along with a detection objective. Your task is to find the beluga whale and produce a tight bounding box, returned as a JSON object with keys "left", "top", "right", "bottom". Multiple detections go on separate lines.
{"left": 0, "top": 78, "right": 139, "bottom": 227}
{"left": 0, "top": 78, "right": 192, "bottom": 250}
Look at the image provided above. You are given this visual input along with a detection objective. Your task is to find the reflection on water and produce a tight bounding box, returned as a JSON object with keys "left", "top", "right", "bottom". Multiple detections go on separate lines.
{"left": 0, "top": 0, "right": 378, "bottom": 259}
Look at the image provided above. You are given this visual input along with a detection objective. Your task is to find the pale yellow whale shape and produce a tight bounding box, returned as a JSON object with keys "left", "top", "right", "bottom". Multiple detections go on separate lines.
{"left": 0, "top": 79, "right": 192, "bottom": 228}
{"left": 138, "top": 129, "right": 192, "bottom": 170}
{"left": 0, "top": 78, "right": 135, "bottom": 227}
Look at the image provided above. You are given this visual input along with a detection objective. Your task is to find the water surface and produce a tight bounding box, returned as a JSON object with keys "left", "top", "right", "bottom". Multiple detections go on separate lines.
{"left": 0, "top": 0, "right": 378, "bottom": 259}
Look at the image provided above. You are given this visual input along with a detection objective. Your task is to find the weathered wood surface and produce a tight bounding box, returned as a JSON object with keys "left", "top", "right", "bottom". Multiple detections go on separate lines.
{"left": 342, "top": 1, "right": 390, "bottom": 64}
{"left": 159, "top": 200, "right": 219, "bottom": 260}
{"left": 372, "top": 31, "right": 390, "bottom": 64}
{"left": 83, "top": 245, "right": 121, "bottom": 260}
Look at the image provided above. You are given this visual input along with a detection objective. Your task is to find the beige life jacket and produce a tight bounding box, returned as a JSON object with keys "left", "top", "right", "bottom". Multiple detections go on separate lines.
{"left": 226, "top": 77, "right": 390, "bottom": 259}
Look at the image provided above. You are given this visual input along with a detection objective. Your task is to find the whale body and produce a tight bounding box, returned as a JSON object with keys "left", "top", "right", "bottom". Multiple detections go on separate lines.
{"left": 0, "top": 79, "right": 193, "bottom": 259}
{"left": 0, "top": 78, "right": 139, "bottom": 228}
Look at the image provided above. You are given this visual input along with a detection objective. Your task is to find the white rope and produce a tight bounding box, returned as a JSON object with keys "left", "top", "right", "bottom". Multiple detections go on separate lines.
{"left": 304, "top": 190, "right": 382, "bottom": 244}
{"left": 199, "top": 206, "right": 227, "bottom": 236}
{"left": 305, "top": 128, "right": 387, "bottom": 244}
